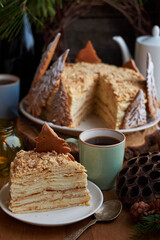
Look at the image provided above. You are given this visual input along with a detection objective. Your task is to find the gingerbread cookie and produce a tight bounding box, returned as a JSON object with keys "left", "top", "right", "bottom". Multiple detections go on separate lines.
{"left": 24, "top": 33, "right": 61, "bottom": 105}
{"left": 26, "top": 49, "right": 69, "bottom": 117}
{"left": 123, "top": 59, "right": 139, "bottom": 73}
{"left": 146, "top": 52, "right": 159, "bottom": 120}
{"left": 43, "top": 79, "right": 72, "bottom": 126}
{"left": 33, "top": 32, "right": 61, "bottom": 87}
{"left": 35, "top": 123, "right": 72, "bottom": 155}
{"left": 75, "top": 40, "right": 101, "bottom": 63}
{"left": 122, "top": 89, "right": 147, "bottom": 129}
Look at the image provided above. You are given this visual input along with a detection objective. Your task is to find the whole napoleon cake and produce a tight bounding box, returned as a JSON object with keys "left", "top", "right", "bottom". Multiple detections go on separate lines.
{"left": 9, "top": 123, "right": 91, "bottom": 214}
{"left": 24, "top": 34, "right": 160, "bottom": 130}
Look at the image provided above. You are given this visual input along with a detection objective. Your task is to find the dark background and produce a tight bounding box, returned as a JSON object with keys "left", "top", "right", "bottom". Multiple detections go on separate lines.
{"left": 0, "top": 1, "right": 159, "bottom": 100}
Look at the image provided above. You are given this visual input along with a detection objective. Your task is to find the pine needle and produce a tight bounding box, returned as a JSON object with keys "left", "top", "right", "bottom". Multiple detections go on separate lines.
{"left": 0, "top": 0, "right": 25, "bottom": 41}
{"left": 0, "top": 0, "right": 66, "bottom": 41}
{"left": 0, "top": 0, "right": 150, "bottom": 42}
{"left": 130, "top": 214, "right": 160, "bottom": 240}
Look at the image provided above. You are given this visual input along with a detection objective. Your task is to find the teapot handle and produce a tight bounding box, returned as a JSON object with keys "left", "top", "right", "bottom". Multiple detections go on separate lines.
{"left": 113, "top": 36, "right": 132, "bottom": 63}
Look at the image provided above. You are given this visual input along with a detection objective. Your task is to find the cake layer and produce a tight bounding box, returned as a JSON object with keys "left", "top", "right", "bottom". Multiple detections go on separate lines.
{"left": 9, "top": 194, "right": 91, "bottom": 213}
{"left": 10, "top": 187, "right": 89, "bottom": 203}
{"left": 95, "top": 77, "right": 118, "bottom": 129}
{"left": 10, "top": 174, "right": 87, "bottom": 199}
{"left": 69, "top": 85, "right": 97, "bottom": 127}
{"left": 96, "top": 98, "right": 117, "bottom": 129}
{"left": 11, "top": 171, "right": 87, "bottom": 185}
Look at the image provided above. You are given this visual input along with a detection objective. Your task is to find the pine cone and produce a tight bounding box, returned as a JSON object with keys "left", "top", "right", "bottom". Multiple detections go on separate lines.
{"left": 149, "top": 199, "right": 160, "bottom": 214}
{"left": 129, "top": 201, "right": 150, "bottom": 222}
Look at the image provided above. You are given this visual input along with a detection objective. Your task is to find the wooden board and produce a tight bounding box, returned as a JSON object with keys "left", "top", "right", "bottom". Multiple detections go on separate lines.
{"left": 15, "top": 117, "right": 160, "bottom": 161}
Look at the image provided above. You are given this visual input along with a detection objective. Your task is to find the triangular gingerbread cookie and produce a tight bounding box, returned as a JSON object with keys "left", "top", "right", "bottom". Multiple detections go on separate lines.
{"left": 33, "top": 33, "right": 61, "bottom": 86}
{"left": 35, "top": 123, "right": 72, "bottom": 155}
{"left": 26, "top": 49, "right": 69, "bottom": 117}
{"left": 44, "top": 79, "right": 72, "bottom": 126}
{"left": 75, "top": 40, "right": 101, "bottom": 63}
{"left": 24, "top": 33, "right": 61, "bottom": 105}
{"left": 122, "top": 89, "right": 147, "bottom": 129}
{"left": 123, "top": 59, "right": 139, "bottom": 73}
{"left": 146, "top": 52, "right": 159, "bottom": 120}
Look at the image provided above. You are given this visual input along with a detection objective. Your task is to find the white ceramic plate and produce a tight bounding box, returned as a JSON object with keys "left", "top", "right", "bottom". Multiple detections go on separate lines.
{"left": 19, "top": 98, "right": 160, "bottom": 136}
{"left": 0, "top": 181, "right": 103, "bottom": 226}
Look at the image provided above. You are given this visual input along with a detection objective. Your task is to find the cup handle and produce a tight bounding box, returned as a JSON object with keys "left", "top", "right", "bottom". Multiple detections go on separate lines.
{"left": 66, "top": 138, "right": 79, "bottom": 148}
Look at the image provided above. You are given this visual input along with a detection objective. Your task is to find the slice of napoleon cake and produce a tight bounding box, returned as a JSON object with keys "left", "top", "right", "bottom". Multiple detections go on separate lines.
{"left": 9, "top": 123, "right": 91, "bottom": 213}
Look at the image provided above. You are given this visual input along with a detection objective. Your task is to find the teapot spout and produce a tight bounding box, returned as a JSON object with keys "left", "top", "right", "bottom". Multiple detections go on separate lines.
{"left": 112, "top": 36, "right": 132, "bottom": 63}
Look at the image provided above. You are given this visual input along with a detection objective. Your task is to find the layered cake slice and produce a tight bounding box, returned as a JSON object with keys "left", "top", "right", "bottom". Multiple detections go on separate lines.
{"left": 9, "top": 123, "right": 91, "bottom": 213}
{"left": 95, "top": 68, "right": 146, "bottom": 129}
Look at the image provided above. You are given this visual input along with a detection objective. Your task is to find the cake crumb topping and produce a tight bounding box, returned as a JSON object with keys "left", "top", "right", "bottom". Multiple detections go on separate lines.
{"left": 11, "top": 150, "right": 83, "bottom": 176}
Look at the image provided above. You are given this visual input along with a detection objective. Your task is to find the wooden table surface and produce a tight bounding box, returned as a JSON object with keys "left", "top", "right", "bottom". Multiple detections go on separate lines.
{"left": 0, "top": 118, "right": 160, "bottom": 240}
{"left": 0, "top": 177, "right": 159, "bottom": 240}
{"left": 0, "top": 178, "right": 133, "bottom": 240}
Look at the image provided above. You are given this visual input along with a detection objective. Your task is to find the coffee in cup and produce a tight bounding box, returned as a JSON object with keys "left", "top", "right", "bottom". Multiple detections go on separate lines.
{"left": 67, "top": 128, "right": 126, "bottom": 190}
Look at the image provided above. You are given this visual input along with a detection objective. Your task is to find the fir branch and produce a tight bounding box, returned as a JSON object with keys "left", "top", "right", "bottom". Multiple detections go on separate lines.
{"left": 0, "top": 0, "right": 71, "bottom": 41}
{"left": 130, "top": 214, "right": 160, "bottom": 240}
{"left": 26, "top": 7, "right": 44, "bottom": 29}
{"left": 0, "top": 0, "right": 152, "bottom": 42}
{"left": 0, "top": 0, "right": 26, "bottom": 41}
{"left": 27, "top": 0, "right": 57, "bottom": 24}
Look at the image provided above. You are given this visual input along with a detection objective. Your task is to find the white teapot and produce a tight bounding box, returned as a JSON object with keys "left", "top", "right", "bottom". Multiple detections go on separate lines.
{"left": 113, "top": 25, "right": 160, "bottom": 100}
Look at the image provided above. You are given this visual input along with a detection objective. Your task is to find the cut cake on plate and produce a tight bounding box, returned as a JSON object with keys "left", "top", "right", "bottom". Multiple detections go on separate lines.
{"left": 24, "top": 35, "right": 159, "bottom": 130}
{"left": 9, "top": 123, "right": 91, "bottom": 213}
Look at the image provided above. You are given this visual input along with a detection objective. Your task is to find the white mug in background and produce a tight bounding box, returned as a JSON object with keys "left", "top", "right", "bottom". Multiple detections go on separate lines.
{"left": 0, "top": 74, "right": 20, "bottom": 119}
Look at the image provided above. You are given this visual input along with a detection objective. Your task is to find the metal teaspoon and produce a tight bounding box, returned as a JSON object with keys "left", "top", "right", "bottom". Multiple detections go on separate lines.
{"left": 63, "top": 199, "right": 122, "bottom": 240}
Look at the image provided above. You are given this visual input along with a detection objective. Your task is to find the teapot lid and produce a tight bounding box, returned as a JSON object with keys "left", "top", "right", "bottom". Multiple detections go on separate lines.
{"left": 137, "top": 25, "right": 160, "bottom": 46}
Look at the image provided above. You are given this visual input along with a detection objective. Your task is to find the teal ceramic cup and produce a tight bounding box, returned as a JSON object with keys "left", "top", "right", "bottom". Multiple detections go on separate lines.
{"left": 67, "top": 128, "right": 126, "bottom": 190}
{"left": 0, "top": 74, "right": 20, "bottom": 119}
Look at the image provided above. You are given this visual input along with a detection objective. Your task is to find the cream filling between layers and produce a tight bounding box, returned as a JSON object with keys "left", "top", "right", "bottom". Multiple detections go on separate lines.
{"left": 10, "top": 187, "right": 90, "bottom": 205}
{"left": 95, "top": 99, "right": 117, "bottom": 129}
{"left": 11, "top": 171, "right": 87, "bottom": 184}
{"left": 68, "top": 82, "right": 97, "bottom": 127}
{"left": 10, "top": 174, "right": 87, "bottom": 199}
{"left": 70, "top": 100, "right": 94, "bottom": 127}
{"left": 10, "top": 165, "right": 87, "bottom": 181}
{"left": 9, "top": 195, "right": 91, "bottom": 214}
{"left": 95, "top": 79, "right": 119, "bottom": 129}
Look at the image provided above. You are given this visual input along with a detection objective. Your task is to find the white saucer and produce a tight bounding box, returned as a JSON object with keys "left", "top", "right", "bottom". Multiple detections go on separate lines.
{"left": 0, "top": 181, "right": 103, "bottom": 226}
